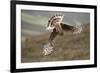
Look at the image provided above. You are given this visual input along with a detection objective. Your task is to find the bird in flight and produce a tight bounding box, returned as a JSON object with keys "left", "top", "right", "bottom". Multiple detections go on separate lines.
{"left": 43, "top": 14, "right": 82, "bottom": 56}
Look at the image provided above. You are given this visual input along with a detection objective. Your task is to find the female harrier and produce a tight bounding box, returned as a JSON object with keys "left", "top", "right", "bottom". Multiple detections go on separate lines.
{"left": 43, "top": 14, "right": 82, "bottom": 56}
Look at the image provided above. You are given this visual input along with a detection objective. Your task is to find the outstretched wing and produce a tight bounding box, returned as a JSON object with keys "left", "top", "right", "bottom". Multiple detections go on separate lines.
{"left": 61, "top": 23, "right": 76, "bottom": 32}
{"left": 61, "top": 23, "right": 82, "bottom": 34}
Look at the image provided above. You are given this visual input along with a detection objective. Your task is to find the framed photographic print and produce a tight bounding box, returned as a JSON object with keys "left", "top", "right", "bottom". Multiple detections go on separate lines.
{"left": 10, "top": 1, "right": 97, "bottom": 72}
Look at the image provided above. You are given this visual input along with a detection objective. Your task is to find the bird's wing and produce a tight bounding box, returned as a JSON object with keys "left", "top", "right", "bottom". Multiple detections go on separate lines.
{"left": 61, "top": 23, "right": 76, "bottom": 32}
{"left": 49, "top": 28, "right": 58, "bottom": 42}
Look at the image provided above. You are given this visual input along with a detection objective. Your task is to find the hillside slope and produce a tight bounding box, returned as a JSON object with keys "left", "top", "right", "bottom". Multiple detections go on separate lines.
{"left": 21, "top": 24, "right": 90, "bottom": 63}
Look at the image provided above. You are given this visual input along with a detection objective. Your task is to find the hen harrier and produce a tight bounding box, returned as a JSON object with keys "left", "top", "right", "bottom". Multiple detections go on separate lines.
{"left": 43, "top": 14, "right": 82, "bottom": 56}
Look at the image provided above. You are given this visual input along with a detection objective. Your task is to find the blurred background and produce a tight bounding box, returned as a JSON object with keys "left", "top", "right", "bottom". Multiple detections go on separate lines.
{"left": 21, "top": 10, "right": 90, "bottom": 63}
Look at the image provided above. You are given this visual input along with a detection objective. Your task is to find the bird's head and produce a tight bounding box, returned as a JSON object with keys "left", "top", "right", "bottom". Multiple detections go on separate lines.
{"left": 46, "top": 14, "right": 64, "bottom": 31}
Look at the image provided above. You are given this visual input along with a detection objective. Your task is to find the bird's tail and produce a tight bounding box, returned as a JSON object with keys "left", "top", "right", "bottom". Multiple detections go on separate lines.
{"left": 73, "top": 22, "right": 83, "bottom": 34}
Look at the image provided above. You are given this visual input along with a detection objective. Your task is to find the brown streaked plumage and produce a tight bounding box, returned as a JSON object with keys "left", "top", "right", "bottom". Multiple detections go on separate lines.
{"left": 44, "top": 14, "right": 82, "bottom": 55}
{"left": 47, "top": 14, "right": 77, "bottom": 46}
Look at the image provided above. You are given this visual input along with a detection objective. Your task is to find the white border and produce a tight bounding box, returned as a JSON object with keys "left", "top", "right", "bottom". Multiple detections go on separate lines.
{"left": 16, "top": 4, "right": 94, "bottom": 69}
